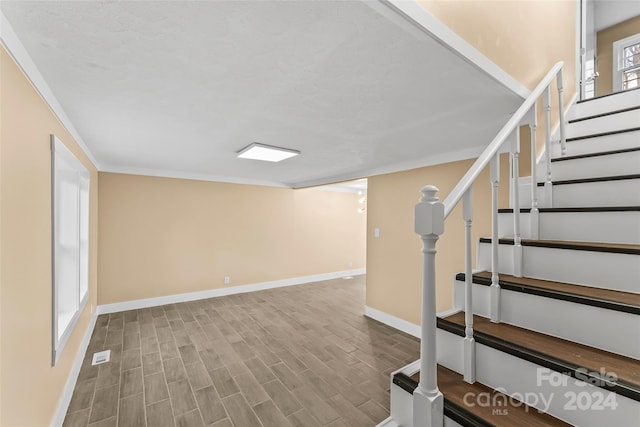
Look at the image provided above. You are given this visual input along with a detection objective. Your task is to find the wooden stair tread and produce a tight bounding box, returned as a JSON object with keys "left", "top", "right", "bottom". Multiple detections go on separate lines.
{"left": 535, "top": 173, "right": 640, "bottom": 186}
{"left": 479, "top": 237, "right": 640, "bottom": 255}
{"left": 459, "top": 271, "right": 640, "bottom": 312}
{"left": 442, "top": 312, "right": 640, "bottom": 389}
{"left": 498, "top": 206, "right": 640, "bottom": 213}
{"left": 405, "top": 366, "right": 570, "bottom": 426}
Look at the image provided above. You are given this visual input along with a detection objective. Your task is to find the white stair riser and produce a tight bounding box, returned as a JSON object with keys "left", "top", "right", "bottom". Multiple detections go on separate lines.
{"left": 569, "top": 90, "right": 640, "bottom": 120}
{"left": 477, "top": 242, "right": 640, "bottom": 293}
{"left": 389, "top": 360, "right": 420, "bottom": 427}
{"left": 519, "top": 180, "right": 640, "bottom": 208}
{"left": 498, "top": 211, "right": 640, "bottom": 244}
{"left": 565, "top": 109, "right": 640, "bottom": 139}
{"left": 551, "top": 150, "right": 640, "bottom": 181}
{"left": 390, "top": 383, "right": 413, "bottom": 427}
{"left": 387, "top": 384, "right": 464, "bottom": 427}
{"left": 437, "top": 330, "right": 640, "bottom": 426}
{"left": 552, "top": 179, "right": 640, "bottom": 207}
{"left": 453, "top": 281, "right": 640, "bottom": 358}
{"left": 550, "top": 130, "right": 640, "bottom": 158}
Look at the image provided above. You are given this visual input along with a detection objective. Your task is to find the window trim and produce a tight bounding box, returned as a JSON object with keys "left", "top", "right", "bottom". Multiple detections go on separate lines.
{"left": 51, "top": 135, "right": 90, "bottom": 365}
{"left": 612, "top": 32, "right": 640, "bottom": 91}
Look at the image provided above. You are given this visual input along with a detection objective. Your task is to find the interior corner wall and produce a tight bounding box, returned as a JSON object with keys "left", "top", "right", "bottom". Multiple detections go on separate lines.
{"left": 366, "top": 0, "right": 577, "bottom": 326}
{"left": 0, "top": 46, "right": 99, "bottom": 427}
{"left": 366, "top": 155, "right": 510, "bottom": 324}
{"left": 596, "top": 15, "right": 640, "bottom": 96}
{"left": 97, "top": 173, "right": 366, "bottom": 305}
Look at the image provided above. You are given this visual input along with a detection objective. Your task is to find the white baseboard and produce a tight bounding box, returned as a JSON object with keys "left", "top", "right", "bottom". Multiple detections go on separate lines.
{"left": 364, "top": 306, "right": 461, "bottom": 340}
{"left": 365, "top": 305, "right": 421, "bottom": 338}
{"left": 97, "top": 268, "right": 366, "bottom": 315}
{"left": 51, "top": 311, "right": 98, "bottom": 427}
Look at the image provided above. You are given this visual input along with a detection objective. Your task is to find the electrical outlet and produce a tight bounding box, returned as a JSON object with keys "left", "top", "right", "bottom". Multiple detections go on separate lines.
{"left": 348, "top": 261, "right": 353, "bottom": 268}
{"left": 224, "top": 276, "right": 230, "bottom": 285}
{"left": 374, "top": 228, "right": 380, "bottom": 238}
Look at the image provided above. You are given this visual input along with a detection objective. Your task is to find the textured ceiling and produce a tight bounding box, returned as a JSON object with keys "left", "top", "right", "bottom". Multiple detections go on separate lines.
{"left": 2, "top": 0, "right": 524, "bottom": 187}
{"left": 594, "top": 0, "right": 640, "bottom": 31}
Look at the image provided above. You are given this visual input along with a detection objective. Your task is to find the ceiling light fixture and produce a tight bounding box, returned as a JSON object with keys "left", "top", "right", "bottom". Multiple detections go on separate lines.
{"left": 237, "top": 143, "right": 300, "bottom": 162}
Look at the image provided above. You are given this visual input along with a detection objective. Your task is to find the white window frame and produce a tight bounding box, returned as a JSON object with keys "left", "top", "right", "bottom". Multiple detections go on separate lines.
{"left": 613, "top": 32, "right": 640, "bottom": 91}
{"left": 51, "top": 135, "right": 90, "bottom": 365}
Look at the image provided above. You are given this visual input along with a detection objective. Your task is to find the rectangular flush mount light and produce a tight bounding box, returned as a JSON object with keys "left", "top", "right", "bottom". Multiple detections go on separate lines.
{"left": 237, "top": 143, "right": 300, "bottom": 162}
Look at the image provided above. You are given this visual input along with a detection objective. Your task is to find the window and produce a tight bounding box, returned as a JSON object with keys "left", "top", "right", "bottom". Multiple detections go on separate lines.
{"left": 613, "top": 33, "right": 640, "bottom": 91}
{"left": 583, "top": 58, "right": 596, "bottom": 99}
{"left": 51, "top": 135, "right": 90, "bottom": 365}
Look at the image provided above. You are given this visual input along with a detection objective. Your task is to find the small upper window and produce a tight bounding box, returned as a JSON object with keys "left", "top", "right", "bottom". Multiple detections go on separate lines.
{"left": 613, "top": 33, "right": 640, "bottom": 91}
{"left": 622, "top": 42, "right": 640, "bottom": 90}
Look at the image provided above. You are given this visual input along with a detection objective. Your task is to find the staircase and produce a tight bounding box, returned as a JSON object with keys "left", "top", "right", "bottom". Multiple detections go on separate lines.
{"left": 383, "top": 87, "right": 640, "bottom": 426}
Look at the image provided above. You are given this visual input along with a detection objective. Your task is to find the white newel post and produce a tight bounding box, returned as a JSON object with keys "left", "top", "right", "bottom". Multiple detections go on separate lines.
{"left": 463, "top": 188, "right": 475, "bottom": 384}
{"left": 490, "top": 155, "right": 501, "bottom": 323}
{"left": 414, "top": 185, "right": 444, "bottom": 427}
{"left": 530, "top": 103, "right": 540, "bottom": 240}
{"left": 511, "top": 131, "right": 523, "bottom": 278}
{"left": 543, "top": 86, "right": 553, "bottom": 208}
{"left": 557, "top": 69, "right": 567, "bottom": 156}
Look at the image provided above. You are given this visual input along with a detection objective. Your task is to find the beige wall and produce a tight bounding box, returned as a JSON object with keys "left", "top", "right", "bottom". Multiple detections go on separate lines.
{"left": 420, "top": 0, "right": 577, "bottom": 155}
{"left": 367, "top": 156, "right": 510, "bottom": 320}
{"left": 596, "top": 15, "right": 640, "bottom": 96}
{"left": 98, "top": 173, "right": 366, "bottom": 305}
{"left": 0, "top": 47, "right": 99, "bottom": 426}
{"left": 367, "top": 1, "right": 577, "bottom": 325}
{"left": 419, "top": 0, "right": 577, "bottom": 94}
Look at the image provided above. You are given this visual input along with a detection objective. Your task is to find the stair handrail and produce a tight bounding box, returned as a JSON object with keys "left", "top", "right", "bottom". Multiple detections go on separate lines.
{"left": 443, "top": 61, "right": 564, "bottom": 217}
{"left": 413, "top": 61, "right": 566, "bottom": 427}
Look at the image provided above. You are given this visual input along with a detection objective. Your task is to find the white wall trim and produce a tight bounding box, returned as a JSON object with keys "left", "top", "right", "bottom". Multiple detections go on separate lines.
{"left": 0, "top": 12, "right": 100, "bottom": 170}
{"left": 365, "top": 306, "right": 421, "bottom": 338}
{"left": 99, "top": 164, "right": 292, "bottom": 189}
{"left": 97, "top": 269, "right": 366, "bottom": 315}
{"left": 576, "top": 0, "right": 583, "bottom": 98}
{"left": 101, "top": 144, "right": 490, "bottom": 190}
{"left": 50, "top": 311, "right": 98, "bottom": 427}
{"left": 366, "top": 0, "right": 530, "bottom": 100}
{"left": 295, "top": 145, "right": 487, "bottom": 189}
{"left": 364, "top": 306, "right": 462, "bottom": 340}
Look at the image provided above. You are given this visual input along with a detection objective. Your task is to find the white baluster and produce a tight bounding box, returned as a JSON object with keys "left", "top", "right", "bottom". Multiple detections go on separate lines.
{"left": 414, "top": 185, "right": 444, "bottom": 427}
{"left": 530, "top": 104, "right": 539, "bottom": 240}
{"left": 557, "top": 69, "right": 567, "bottom": 156}
{"left": 511, "top": 131, "right": 523, "bottom": 278}
{"left": 490, "top": 155, "right": 501, "bottom": 323}
{"left": 543, "top": 86, "right": 553, "bottom": 208}
{"left": 463, "top": 188, "right": 475, "bottom": 383}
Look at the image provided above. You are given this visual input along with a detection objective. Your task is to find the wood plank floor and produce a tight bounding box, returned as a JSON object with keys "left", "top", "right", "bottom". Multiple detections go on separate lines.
{"left": 63, "top": 276, "right": 420, "bottom": 427}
